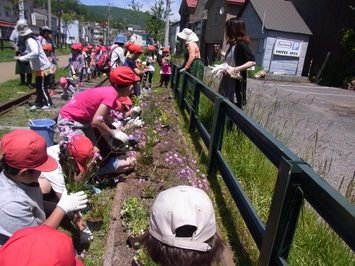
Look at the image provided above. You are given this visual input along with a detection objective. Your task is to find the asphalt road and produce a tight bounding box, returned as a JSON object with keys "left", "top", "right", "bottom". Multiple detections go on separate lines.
{"left": 248, "top": 79, "right": 355, "bottom": 194}
{"left": 0, "top": 55, "right": 68, "bottom": 83}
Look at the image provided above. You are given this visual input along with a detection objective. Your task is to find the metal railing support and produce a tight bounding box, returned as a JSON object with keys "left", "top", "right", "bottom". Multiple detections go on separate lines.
{"left": 207, "top": 97, "right": 226, "bottom": 169}
{"left": 259, "top": 158, "right": 305, "bottom": 265}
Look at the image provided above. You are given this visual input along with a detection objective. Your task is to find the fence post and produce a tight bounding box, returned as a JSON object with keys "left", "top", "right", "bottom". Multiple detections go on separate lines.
{"left": 189, "top": 82, "right": 201, "bottom": 131}
{"left": 179, "top": 73, "right": 188, "bottom": 108}
{"left": 258, "top": 158, "right": 305, "bottom": 265}
{"left": 171, "top": 64, "right": 176, "bottom": 89}
{"left": 207, "top": 97, "right": 226, "bottom": 169}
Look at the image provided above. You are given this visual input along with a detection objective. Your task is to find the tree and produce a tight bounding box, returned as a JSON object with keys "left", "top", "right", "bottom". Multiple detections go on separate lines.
{"left": 128, "top": 0, "right": 143, "bottom": 12}
{"left": 146, "top": 0, "right": 165, "bottom": 44}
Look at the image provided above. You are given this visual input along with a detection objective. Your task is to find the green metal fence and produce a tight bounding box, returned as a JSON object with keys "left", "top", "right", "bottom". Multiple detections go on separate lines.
{"left": 170, "top": 64, "right": 355, "bottom": 265}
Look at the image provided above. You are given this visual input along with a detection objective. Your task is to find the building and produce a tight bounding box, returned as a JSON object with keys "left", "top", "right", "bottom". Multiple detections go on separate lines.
{"left": 0, "top": 0, "right": 34, "bottom": 38}
{"left": 170, "top": 21, "right": 180, "bottom": 53}
{"left": 203, "top": 0, "right": 245, "bottom": 65}
{"left": 289, "top": 0, "right": 354, "bottom": 78}
{"left": 61, "top": 20, "right": 80, "bottom": 45}
{"left": 239, "top": 0, "right": 312, "bottom": 76}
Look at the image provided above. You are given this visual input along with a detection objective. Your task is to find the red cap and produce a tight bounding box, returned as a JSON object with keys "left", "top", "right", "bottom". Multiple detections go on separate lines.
{"left": 71, "top": 43, "right": 81, "bottom": 50}
{"left": 77, "top": 42, "right": 83, "bottom": 49}
{"left": 42, "top": 44, "right": 53, "bottom": 51}
{"left": 101, "top": 47, "right": 107, "bottom": 52}
{"left": 1, "top": 130, "right": 57, "bottom": 172}
{"left": 87, "top": 45, "right": 93, "bottom": 49}
{"left": 126, "top": 43, "right": 143, "bottom": 53}
{"left": 110, "top": 66, "right": 140, "bottom": 86}
{"left": 82, "top": 47, "right": 89, "bottom": 52}
{"left": 147, "top": 45, "right": 155, "bottom": 51}
{"left": 0, "top": 225, "right": 84, "bottom": 266}
{"left": 68, "top": 135, "right": 94, "bottom": 173}
{"left": 162, "top": 48, "right": 169, "bottom": 53}
{"left": 117, "top": 96, "right": 132, "bottom": 108}
{"left": 94, "top": 46, "right": 101, "bottom": 51}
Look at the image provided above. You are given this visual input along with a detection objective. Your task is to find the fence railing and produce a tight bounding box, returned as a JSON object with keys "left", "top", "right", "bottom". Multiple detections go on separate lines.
{"left": 170, "top": 63, "right": 355, "bottom": 265}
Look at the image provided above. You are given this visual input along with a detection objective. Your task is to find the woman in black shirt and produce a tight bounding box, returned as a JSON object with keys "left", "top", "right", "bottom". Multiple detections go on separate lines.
{"left": 215, "top": 18, "right": 256, "bottom": 109}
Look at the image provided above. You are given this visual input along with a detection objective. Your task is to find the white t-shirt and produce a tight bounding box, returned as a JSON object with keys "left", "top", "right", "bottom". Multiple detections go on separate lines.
{"left": 40, "top": 145, "right": 66, "bottom": 193}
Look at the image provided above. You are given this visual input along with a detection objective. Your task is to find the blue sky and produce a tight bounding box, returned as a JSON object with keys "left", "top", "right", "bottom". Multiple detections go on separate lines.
{"left": 80, "top": 0, "right": 182, "bottom": 21}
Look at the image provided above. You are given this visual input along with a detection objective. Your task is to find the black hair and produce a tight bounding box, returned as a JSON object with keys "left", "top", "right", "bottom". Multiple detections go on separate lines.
{"left": 0, "top": 158, "right": 20, "bottom": 176}
{"left": 58, "top": 142, "right": 79, "bottom": 178}
{"left": 141, "top": 226, "right": 225, "bottom": 266}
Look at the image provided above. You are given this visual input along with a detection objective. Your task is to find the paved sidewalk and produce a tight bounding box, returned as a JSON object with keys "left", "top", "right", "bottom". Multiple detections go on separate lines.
{"left": 0, "top": 55, "right": 68, "bottom": 83}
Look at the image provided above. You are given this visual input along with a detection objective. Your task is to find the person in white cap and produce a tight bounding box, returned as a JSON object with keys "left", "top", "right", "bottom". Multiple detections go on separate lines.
{"left": 141, "top": 185, "right": 225, "bottom": 266}
{"left": 14, "top": 20, "right": 53, "bottom": 110}
{"left": 177, "top": 28, "right": 204, "bottom": 80}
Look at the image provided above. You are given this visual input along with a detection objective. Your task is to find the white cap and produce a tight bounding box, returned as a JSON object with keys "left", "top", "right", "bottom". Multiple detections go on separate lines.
{"left": 15, "top": 19, "right": 32, "bottom": 36}
{"left": 177, "top": 28, "right": 199, "bottom": 44}
{"left": 149, "top": 185, "right": 216, "bottom": 252}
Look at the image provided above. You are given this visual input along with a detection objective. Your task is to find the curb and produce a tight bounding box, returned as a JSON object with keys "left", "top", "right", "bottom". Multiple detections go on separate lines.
{"left": 103, "top": 182, "right": 126, "bottom": 266}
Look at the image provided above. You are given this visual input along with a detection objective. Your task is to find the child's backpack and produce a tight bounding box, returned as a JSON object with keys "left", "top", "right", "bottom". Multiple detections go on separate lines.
{"left": 96, "top": 45, "right": 117, "bottom": 73}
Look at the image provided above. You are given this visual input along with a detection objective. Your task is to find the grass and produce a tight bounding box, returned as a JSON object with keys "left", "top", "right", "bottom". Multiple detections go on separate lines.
{"left": 172, "top": 65, "right": 355, "bottom": 265}
{"left": 58, "top": 188, "right": 116, "bottom": 266}
{"left": 0, "top": 42, "right": 15, "bottom": 62}
{"left": 0, "top": 107, "right": 57, "bottom": 127}
{"left": 0, "top": 78, "right": 34, "bottom": 104}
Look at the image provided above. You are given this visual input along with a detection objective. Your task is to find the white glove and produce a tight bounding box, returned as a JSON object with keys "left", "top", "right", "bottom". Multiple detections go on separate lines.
{"left": 133, "top": 117, "right": 144, "bottom": 127}
{"left": 179, "top": 68, "right": 187, "bottom": 73}
{"left": 131, "top": 106, "right": 141, "bottom": 113}
{"left": 57, "top": 190, "right": 88, "bottom": 214}
{"left": 112, "top": 121, "right": 123, "bottom": 129}
{"left": 112, "top": 130, "right": 129, "bottom": 143}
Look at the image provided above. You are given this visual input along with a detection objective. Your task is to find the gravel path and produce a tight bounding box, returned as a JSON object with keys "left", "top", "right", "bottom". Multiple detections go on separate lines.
{"left": 247, "top": 79, "right": 355, "bottom": 195}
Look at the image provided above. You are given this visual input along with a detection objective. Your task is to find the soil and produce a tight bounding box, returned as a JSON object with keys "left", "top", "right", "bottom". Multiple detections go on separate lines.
{"left": 111, "top": 88, "right": 205, "bottom": 265}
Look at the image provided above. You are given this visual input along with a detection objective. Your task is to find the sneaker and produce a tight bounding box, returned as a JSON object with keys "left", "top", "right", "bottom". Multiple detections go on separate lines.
{"left": 29, "top": 105, "right": 41, "bottom": 111}
{"left": 80, "top": 226, "right": 94, "bottom": 243}
{"left": 41, "top": 105, "right": 54, "bottom": 110}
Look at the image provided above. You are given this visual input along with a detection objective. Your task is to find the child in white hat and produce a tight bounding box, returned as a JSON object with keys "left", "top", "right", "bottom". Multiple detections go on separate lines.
{"left": 141, "top": 185, "right": 225, "bottom": 266}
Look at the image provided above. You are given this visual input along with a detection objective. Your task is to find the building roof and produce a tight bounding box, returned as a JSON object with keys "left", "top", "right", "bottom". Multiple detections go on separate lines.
{"left": 243, "top": 0, "right": 312, "bottom": 35}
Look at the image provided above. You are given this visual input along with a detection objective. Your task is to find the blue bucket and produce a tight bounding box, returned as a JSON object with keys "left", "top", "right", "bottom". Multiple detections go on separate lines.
{"left": 28, "top": 119, "right": 56, "bottom": 147}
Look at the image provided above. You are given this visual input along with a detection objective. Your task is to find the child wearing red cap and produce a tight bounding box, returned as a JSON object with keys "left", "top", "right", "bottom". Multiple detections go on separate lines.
{"left": 57, "top": 66, "right": 140, "bottom": 148}
{"left": 142, "top": 46, "right": 156, "bottom": 90}
{"left": 38, "top": 134, "right": 136, "bottom": 243}
{"left": 124, "top": 43, "right": 145, "bottom": 95}
{"left": 158, "top": 49, "right": 171, "bottom": 88}
{"left": 65, "top": 43, "right": 84, "bottom": 86}
{"left": 43, "top": 44, "right": 58, "bottom": 96}
{"left": 0, "top": 225, "right": 84, "bottom": 265}
{"left": 0, "top": 130, "right": 88, "bottom": 246}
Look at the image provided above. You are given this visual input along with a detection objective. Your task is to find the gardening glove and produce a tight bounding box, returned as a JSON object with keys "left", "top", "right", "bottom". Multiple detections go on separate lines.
{"left": 132, "top": 117, "right": 144, "bottom": 127}
{"left": 131, "top": 106, "right": 142, "bottom": 113}
{"left": 179, "top": 68, "right": 187, "bottom": 73}
{"left": 112, "top": 130, "right": 129, "bottom": 143}
{"left": 57, "top": 190, "right": 88, "bottom": 214}
{"left": 112, "top": 121, "right": 123, "bottom": 129}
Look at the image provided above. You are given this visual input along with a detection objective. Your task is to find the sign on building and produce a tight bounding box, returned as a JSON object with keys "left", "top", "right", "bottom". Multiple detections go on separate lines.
{"left": 273, "top": 38, "right": 301, "bottom": 57}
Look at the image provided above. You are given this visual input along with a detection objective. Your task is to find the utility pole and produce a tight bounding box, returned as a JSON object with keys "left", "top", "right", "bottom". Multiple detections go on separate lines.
{"left": 48, "top": 0, "right": 52, "bottom": 28}
{"left": 107, "top": 2, "right": 111, "bottom": 45}
{"left": 164, "top": 0, "right": 170, "bottom": 49}
{"left": 18, "top": 0, "right": 25, "bottom": 20}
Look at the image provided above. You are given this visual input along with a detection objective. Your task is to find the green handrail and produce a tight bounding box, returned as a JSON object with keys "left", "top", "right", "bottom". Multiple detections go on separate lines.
{"left": 170, "top": 63, "right": 355, "bottom": 265}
